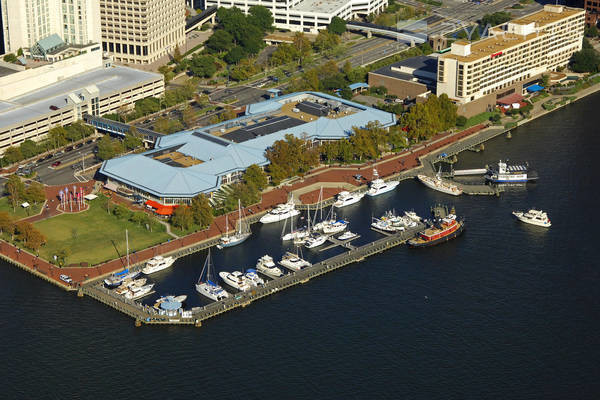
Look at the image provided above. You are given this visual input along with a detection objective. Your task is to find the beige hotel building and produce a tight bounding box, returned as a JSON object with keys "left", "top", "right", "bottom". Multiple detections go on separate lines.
{"left": 100, "top": 0, "right": 186, "bottom": 65}
{"left": 437, "top": 5, "right": 585, "bottom": 116}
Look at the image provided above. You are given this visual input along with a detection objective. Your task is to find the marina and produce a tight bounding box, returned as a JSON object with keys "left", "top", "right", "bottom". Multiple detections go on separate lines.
{"left": 81, "top": 221, "right": 425, "bottom": 326}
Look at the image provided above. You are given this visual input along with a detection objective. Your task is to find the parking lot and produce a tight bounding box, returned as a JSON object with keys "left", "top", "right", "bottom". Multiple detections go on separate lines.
{"left": 209, "top": 86, "right": 271, "bottom": 106}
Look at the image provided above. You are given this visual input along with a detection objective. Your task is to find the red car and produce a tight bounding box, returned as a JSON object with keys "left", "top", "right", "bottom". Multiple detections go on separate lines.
{"left": 51, "top": 161, "right": 61, "bottom": 167}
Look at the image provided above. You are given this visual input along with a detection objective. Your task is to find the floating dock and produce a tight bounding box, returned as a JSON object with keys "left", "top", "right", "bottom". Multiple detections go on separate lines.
{"left": 81, "top": 223, "right": 425, "bottom": 326}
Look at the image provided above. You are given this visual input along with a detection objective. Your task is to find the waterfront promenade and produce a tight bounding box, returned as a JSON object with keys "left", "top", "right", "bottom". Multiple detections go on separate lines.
{"left": 2, "top": 80, "right": 599, "bottom": 295}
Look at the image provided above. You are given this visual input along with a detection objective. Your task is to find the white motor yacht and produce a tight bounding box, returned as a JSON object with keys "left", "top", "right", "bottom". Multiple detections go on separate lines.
{"left": 512, "top": 209, "right": 551, "bottom": 227}
{"left": 333, "top": 191, "right": 364, "bottom": 208}
{"left": 367, "top": 169, "right": 400, "bottom": 197}
{"left": 337, "top": 231, "right": 358, "bottom": 241}
{"left": 279, "top": 252, "right": 312, "bottom": 271}
{"left": 260, "top": 200, "right": 301, "bottom": 224}
{"left": 304, "top": 232, "right": 328, "bottom": 249}
{"left": 244, "top": 269, "right": 265, "bottom": 286}
{"left": 142, "top": 255, "right": 175, "bottom": 275}
{"left": 404, "top": 210, "right": 421, "bottom": 222}
{"left": 417, "top": 174, "right": 462, "bottom": 196}
{"left": 196, "top": 250, "right": 230, "bottom": 301}
{"left": 124, "top": 283, "right": 155, "bottom": 300}
{"left": 256, "top": 255, "right": 285, "bottom": 278}
{"left": 219, "top": 271, "right": 252, "bottom": 291}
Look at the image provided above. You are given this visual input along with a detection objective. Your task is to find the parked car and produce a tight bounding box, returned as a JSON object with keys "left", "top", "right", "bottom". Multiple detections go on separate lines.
{"left": 59, "top": 274, "right": 72, "bottom": 283}
{"left": 51, "top": 161, "right": 61, "bottom": 167}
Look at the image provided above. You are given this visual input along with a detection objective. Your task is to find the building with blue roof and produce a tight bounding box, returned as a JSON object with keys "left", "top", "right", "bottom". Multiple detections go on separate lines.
{"left": 100, "top": 91, "right": 396, "bottom": 204}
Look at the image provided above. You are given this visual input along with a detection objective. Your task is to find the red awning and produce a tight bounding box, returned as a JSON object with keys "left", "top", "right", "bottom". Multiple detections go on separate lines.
{"left": 145, "top": 200, "right": 179, "bottom": 215}
{"left": 155, "top": 206, "right": 178, "bottom": 215}
{"left": 496, "top": 93, "right": 524, "bottom": 105}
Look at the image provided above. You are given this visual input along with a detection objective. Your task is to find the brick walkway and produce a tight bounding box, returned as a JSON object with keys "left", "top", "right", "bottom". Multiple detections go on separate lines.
{"left": 1, "top": 123, "right": 488, "bottom": 288}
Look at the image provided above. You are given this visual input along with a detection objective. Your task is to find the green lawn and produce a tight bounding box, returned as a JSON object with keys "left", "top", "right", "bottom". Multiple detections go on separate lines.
{"left": 462, "top": 112, "right": 501, "bottom": 129}
{"left": 0, "top": 196, "right": 43, "bottom": 220}
{"left": 34, "top": 198, "right": 170, "bottom": 266}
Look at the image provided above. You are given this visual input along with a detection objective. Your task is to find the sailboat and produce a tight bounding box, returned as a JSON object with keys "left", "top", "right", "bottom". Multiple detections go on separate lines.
{"left": 217, "top": 199, "right": 251, "bottom": 249}
{"left": 303, "top": 198, "right": 328, "bottom": 249}
{"left": 196, "top": 249, "right": 230, "bottom": 301}
{"left": 281, "top": 205, "right": 308, "bottom": 242}
{"left": 279, "top": 245, "right": 312, "bottom": 271}
{"left": 103, "top": 229, "right": 140, "bottom": 287}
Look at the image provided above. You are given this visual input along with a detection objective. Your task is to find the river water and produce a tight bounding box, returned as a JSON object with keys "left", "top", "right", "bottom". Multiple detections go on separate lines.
{"left": 2, "top": 93, "right": 600, "bottom": 399}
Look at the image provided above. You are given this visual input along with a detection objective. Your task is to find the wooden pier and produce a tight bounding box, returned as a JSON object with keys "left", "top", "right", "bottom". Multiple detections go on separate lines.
{"left": 80, "top": 223, "right": 424, "bottom": 326}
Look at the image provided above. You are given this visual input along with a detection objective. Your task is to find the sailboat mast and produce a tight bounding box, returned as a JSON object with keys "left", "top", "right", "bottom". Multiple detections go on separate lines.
{"left": 238, "top": 199, "right": 242, "bottom": 235}
{"left": 125, "top": 229, "right": 129, "bottom": 267}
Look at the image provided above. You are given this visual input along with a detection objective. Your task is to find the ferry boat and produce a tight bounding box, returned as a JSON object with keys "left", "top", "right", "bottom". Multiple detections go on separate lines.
{"left": 256, "top": 255, "right": 285, "bottom": 278}
{"left": 219, "top": 271, "right": 252, "bottom": 291}
{"left": 337, "top": 231, "right": 358, "bottom": 241}
{"left": 408, "top": 206, "right": 464, "bottom": 247}
{"left": 104, "top": 269, "right": 141, "bottom": 288}
{"left": 244, "top": 269, "right": 265, "bottom": 286}
{"left": 196, "top": 250, "right": 230, "bottom": 301}
{"left": 367, "top": 168, "right": 400, "bottom": 197}
{"left": 279, "top": 251, "right": 312, "bottom": 271}
{"left": 333, "top": 191, "right": 364, "bottom": 208}
{"left": 218, "top": 199, "right": 251, "bottom": 249}
{"left": 259, "top": 199, "right": 301, "bottom": 224}
{"left": 417, "top": 174, "right": 462, "bottom": 196}
{"left": 486, "top": 160, "right": 538, "bottom": 183}
{"left": 512, "top": 209, "right": 551, "bottom": 228}
{"left": 141, "top": 255, "right": 175, "bottom": 275}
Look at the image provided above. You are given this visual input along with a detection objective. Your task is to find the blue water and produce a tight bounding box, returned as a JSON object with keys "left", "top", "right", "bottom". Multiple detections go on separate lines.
{"left": 2, "top": 94, "right": 600, "bottom": 399}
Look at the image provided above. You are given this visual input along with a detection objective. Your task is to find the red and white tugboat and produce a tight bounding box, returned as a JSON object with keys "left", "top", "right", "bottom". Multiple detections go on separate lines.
{"left": 408, "top": 205, "right": 465, "bottom": 247}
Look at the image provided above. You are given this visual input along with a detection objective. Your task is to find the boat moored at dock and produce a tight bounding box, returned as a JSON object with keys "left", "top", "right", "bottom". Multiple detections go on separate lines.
{"left": 259, "top": 199, "right": 301, "bottom": 224}
{"left": 279, "top": 251, "right": 311, "bottom": 271}
{"left": 196, "top": 250, "right": 230, "bottom": 301}
{"left": 417, "top": 174, "right": 462, "bottom": 196}
{"left": 219, "top": 271, "right": 252, "bottom": 291}
{"left": 486, "top": 160, "right": 538, "bottom": 183}
{"left": 256, "top": 255, "right": 285, "bottom": 278}
{"left": 123, "top": 283, "right": 155, "bottom": 300}
{"left": 333, "top": 191, "right": 364, "bottom": 208}
{"left": 408, "top": 206, "right": 464, "bottom": 247}
{"left": 512, "top": 209, "right": 551, "bottom": 227}
{"left": 103, "top": 269, "right": 141, "bottom": 288}
{"left": 142, "top": 255, "right": 175, "bottom": 275}
{"left": 367, "top": 168, "right": 400, "bottom": 197}
{"left": 244, "top": 269, "right": 265, "bottom": 286}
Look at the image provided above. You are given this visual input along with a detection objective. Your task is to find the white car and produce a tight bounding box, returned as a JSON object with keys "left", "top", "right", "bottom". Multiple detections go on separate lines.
{"left": 60, "top": 274, "right": 72, "bottom": 284}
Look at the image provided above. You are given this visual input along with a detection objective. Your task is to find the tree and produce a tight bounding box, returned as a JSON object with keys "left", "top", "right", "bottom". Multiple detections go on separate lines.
{"left": 5, "top": 175, "right": 25, "bottom": 212}
{"left": 569, "top": 48, "right": 600, "bottom": 73}
{"left": 328, "top": 16, "right": 347, "bottom": 35}
{"left": 2, "top": 146, "right": 23, "bottom": 164}
{"left": 17, "top": 48, "right": 23, "bottom": 56}
{"left": 158, "top": 65, "right": 174, "bottom": 84}
{"left": 24, "top": 181, "right": 46, "bottom": 205}
{"left": 3, "top": 53, "right": 17, "bottom": 63}
{"left": 48, "top": 126, "right": 68, "bottom": 149}
{"left": 456, "top": 115, "right": 467, "bottom": 127}
{"left": 19, "top": 140, "right": 40, "bottom": 159}
{"left": 173, "top": 45, "right": 183, "bottom": 64}
{"left": 171, "top": 206, "right": 194, "bottom": 230}
{"left": 400, "top": 94, "right": 457, "bottom": 141}
{"left": 270, "top": 43, "right": 296, "bottom": 66}
{"left": 182, "top": 105, "right": 196, "bottom": 128}
{"left": 189, "top": 54, "right": 217, "bottom": 78}
{"left": 96, "top": 135, "right": 119, "bottom": 161}
{"left": 130, "top": 212, "right": 149, "bottom": 226}
{"left": 0, "top": 212, "right": 14, "bottom": 237}
{"left": 293, "top": 32, "right": 312, "bottom": 65}
{"left": 248, "top": 5, "right": 274, "bottom": 32}
{"left": 154, "top": 116, "right": 170, "bottom": 134}
{"left": 314, "top": 30, "right": 340, "bottom": 53}
{"left": 123, "top": 134, "right": 142, "bottom": 150}
{"left": 585, "top": 25, "right": 599, "bottom": 37}
{"left": 229, "top": 58, "right": 260, "bottom": 81}
{"left": 243, "top": 164, "right": 268, "bottom": 190}
{"left": 205, "top": 29, "right": 234, "bottom": 53}
{"left": 190, "top": 194, "right": 213, "bottom": 228}
{"left": 421, "top": 42, "right": 433, "bottom": 55}
{"left": 224, "top": 46, "right": 247, "bottom": 64}
{"left": 480, "top": 12, "right": 512, "bottom": 28}
{"left": 266, "top": 134, "right": 319, "bottom": 183}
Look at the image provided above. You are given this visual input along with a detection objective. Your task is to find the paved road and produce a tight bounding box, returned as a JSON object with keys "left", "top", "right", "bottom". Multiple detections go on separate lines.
{"left": 30, "top": 141, "right": 99, "bottom": 186}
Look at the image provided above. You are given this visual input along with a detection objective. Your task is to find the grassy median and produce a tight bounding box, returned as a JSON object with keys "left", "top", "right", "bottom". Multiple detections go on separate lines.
{"left": 34, "top": 197, "right": 170, "bottom": 266}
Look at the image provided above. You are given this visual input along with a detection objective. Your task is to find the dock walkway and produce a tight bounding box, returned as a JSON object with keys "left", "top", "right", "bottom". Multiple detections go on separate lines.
{"left": 81, "top": 223, "right": 424, "bottom": 326}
